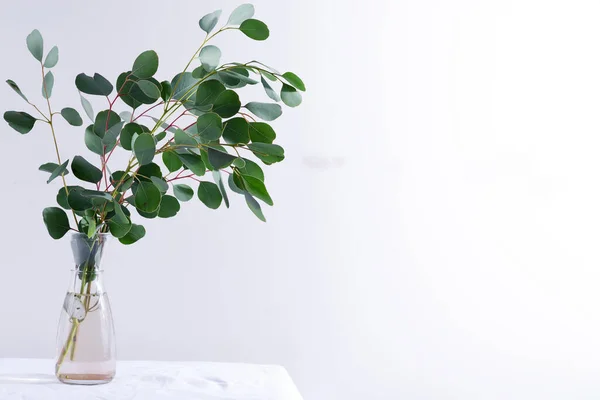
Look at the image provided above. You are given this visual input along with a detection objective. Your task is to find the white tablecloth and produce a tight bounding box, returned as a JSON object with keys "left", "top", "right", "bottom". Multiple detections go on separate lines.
{"left": 0, "top": 358, "right": 303, "bottom": 400}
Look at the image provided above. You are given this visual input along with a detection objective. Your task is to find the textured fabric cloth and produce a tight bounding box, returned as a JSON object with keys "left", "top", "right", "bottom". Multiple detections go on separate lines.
{"left": 0, "top": 358, "right": 303, "bottom": 400}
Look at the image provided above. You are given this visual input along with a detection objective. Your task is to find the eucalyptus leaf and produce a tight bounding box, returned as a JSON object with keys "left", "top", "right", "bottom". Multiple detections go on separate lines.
{"left": 42, "top": 71, "right": 54, "bottom": 99}
{"left": 212, "top": 170, "right": 229, "bottom": 208}
{"left": 239, "top": 19, "right": 270, "bottom": 41}
{"left": 238, "top": 158, "right": 264, "bottom": 181}
{"left": 119, "top": 224, "right": 146, "bottom": 245}
{"left": 199, "top": 45, "right": 221, "bottom": 72}
{"left": 132, "top": 50, "right": 159, "bottom": 79}
{"left": 282, "top": 72, "right": 306, "bottom": 91}
{"left": 6, "top": 80, "right": 29, "bottom": 102}
{"left": 84, "top": 125, "right": 103, "bottom": 155}
{"left": 242, "top": 174, "right": 273, "bottom": 205}
{"left": 39, "top": 163, "right": 60, "bottom": 174}
{"left": 44, "top": 159, "right": 70, "bottom": 184}
{"left": 196, "top": 112, "right": 223, "bottom": 142}
{"left": 133, "top": 133, "right": 156, "bottom": 165}
{"left": 228, "top": 173, "right": 245, "bottom": 194}
{"left": 207, "top": 146, "right": 236, "bottom": 169}
{"left": 75, "top": 73, "right": 113, "bottom": 96}
{"left": 281, "top": 84, "right": 302, "bottom": 107}
{"left": 26, "top": 29, "right": 44, "bottom": 61}
{"left": 4, "top": 111, "right": 36, "bottom": 134}
{"left": 134, "top": 181, "right": 162, "bottom": 213}
{"left": 160, "top": 81, "right": 172, "bottom": 102}
{"left": 44, "top": 46, "right": 59, "bottom": 68}
{"left": 212, "top": 90, "right": 241, "bottom": 118}
{"left": 80, "top": 95, "right": 94, "bottom": 121}
{"left": 42, "top": 207, "right": 70, "bottom": 239}
{"left": 120, "top": 123, "right": 143, "bottom": 151}
{"left": 158, "top": 195, "right": 180, "bottom": 218}
{"left": 177, "top": 153, "right": 206, "bottom": 176}
{"left": 61, "top": 108, "right": 83, "bottom": 126}
{"left": 197, "top": 181, "right": 222, "bottom": 209}
{"left": 249, "top": 122, "right": 276, "bottom": 143}
{"left": 134, "top": 80, "right": 161, "bottom": 101}
{"left": 244, "top": 192, "right": 266, "bottom": 222}
{"left": 173, "top": 184, "right": 194, "bottom": 202}
{"left": 72, "top": 155, "right": 103, "bottom": 184}
{"left": 219, "top": 70, "right": 258, "bottom": 85}
{"left": 150, "top": 176, "right": 169, "bottom": 194}
{"left": 199, "top": 9, "right": 222, "bottom": 34}
{"left": 67, "top": 186, "right": 93, "bottom": 211}
{"left": 195, "top": 80, "right": 226, "bottom": 108}
{"left": 245, "top": 102, "right": 282, "bottom": 121}
{"left": 94, "top": 110, "right": 121, "bottom": 137}
{"left": 228, "top": 3, "right": 255, "bottom": 25}
{"left": 171, "top": 72, "right": 199, "bottom": 102}
{"left": 222, "top": 117, "right": 249, "bottom": 144}
{"left": 247, "top": 143, "right": 285, "bottom": 164}
{"left": 261, "top": 76, "right": 280, "bottom": 102}
{"left": 163, "top": 151, "right": 183, "bottom": 172}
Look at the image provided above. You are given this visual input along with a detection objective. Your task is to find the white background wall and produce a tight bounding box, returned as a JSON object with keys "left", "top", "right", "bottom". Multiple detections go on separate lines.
{"left": 1, "top": 0, "right": 600, "bottom": 399}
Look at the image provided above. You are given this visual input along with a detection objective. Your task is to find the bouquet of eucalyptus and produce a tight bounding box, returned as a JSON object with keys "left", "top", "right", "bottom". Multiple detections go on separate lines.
{"left": 4, "top": 4, "right": 305, "bottom": 245}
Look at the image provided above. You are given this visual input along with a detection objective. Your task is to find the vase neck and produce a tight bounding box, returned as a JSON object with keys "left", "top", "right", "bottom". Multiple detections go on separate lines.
{"left": 70, "top": 233, "right": 109, "bottom": 271}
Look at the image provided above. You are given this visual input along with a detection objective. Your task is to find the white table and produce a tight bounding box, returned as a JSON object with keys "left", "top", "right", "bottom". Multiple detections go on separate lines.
{"left": 0, "top": 358, "right": 303, "bottom": 400}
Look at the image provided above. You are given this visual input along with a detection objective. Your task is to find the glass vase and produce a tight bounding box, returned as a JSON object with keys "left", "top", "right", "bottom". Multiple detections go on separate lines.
{"left": 55, "top": 233, "right": 116, "bottom": 385}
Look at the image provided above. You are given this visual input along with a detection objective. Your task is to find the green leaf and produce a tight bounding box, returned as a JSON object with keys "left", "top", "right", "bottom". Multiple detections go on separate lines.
{"left": 102, "top": 121, "right": 124, "bottom": 152}
{"left": 155, "top": 131, "right": 167, "bottom": 142}
{"left": 72, "top": 155, "right": 103, "bottom": 184}
{"left": 219, "top": 70, "right": 259, "bottom": 85}
{"left": 134, "top": 80, "right": 161, "bottom": 100}
{"left": 42, "top": 71, "right": 54, "bottom": 99}
{"left": 75, "top": 73, "right": 113, "bottom": 96}
{"left": 108, "top": 209, "right": 132, "bottom": 238}
{"left": 160, "top": 81, "right": 172, "bottom": 102}
{"left": 195, "top": 80, "right": 226, "bottom": 109}
{"left": 245, "top": 102, "right": 282, "bottom": 121}
{"left": 262, "top": 71, "right": 278, "bottom": 81}
{"left": 192, "top": 65, "right": 210, "bottom": 79}
{"left": 199, "top": 9, "right": 222, "bottom": 34}
{"left": 282, "top": 72, "right": 306, "bottom": 91}
{"left": 26, "top": 29, "right": 43, "bottom": 61}
{"left": 134, "top": 181, "right": 162, "bottom": 213}
{"left": 207, "top": 146, "right": 236, "bottom": 169}
{"left": 6, "top": 80, "right": 28, "bottom": 102}
{"left": 228, "top": 173, "right": 245, "bottom": 194}
{"left": 150, "top": 176, "right": 169, "bottom": 194}
{"left": 173, "top": 184, "right": 194, "bottom": 202}
{"left": 222, "top": 117, "right": 249, "bottom": 144}
{"left": 4, "top": 111, "right": 36, "bottom": 134}
{"left": 247, "top": 143, "right": 285, "bottom": 164}
{"left": 137, "top": 163, "right": 163, "bottom": 181}
{"left": 244, "top": 192, "right": 266, "bottom": 222}
{"left": 199, "top": 45, "right": 221, "bottom": 72}
{"left": 133, "top": 133, "right": 156, "bottom": 165}
{"left": 132, "top": 50, "right": 159, "bottom": 79}
{"left": 177, "top": 153, "right": 206, "bottom": 176}
{"left": 238, "top": 158, "right": 264, "bottom": 181}
{"left": 94, "top": 110, "right": 121, "bottom": 137}
{"left": 242, "top": 174, "right": 273, "bottom": 205}
{"left": 174, "top": 128, "right": 199, "bottom": 147}
{"left": 119, "top": 223, "right": 146, "bottom": 245}
{"left": 60, "top": 108, "right": 83, "bottom": 126}
{"left": 41, "top": 159, "right": 69, "bottom": 184}
{"left": 212, "top": 171, "right": 229, "bottom": 208}
{"left": 84, "top": 125, "right": 103, "bottom": 155}
{"left": 196, "top": 113, "right": 223, "bottom": 142}
{"left": 171, "top": 72, "right": 199, "bottom": 103}
{"left": 44, "top": 46, "right": 59, "bottom": 68}
{"left": 111, "top": 171, "right": 134, "bottom": 193}
{"left": 281, "top": 84, "right": 302, "bottom": 107}
{"left": 249, "top": 122, "right": 276, "bottom": 143}
{"left": 56, "top": 187, "right": 71, "bottom": 209}
{"left": 158, "top": 195, "right": 180, "bottom": 218}
{"left": 261, "top": 76, "right": 280, "bottom": 102}
{"left": 84, "top": 212, "right": 97, "bottom": 238}
{"left": 120, "top": 123, "right": 143, "bottom": 151}
{"left": 197, "top": 181, "right": 222, "bottom": 209}
{"left": 80, "top": 95, "right": 94, "bottom": 121}
{"left": 67, "top": 186, "right": 93, "bottom": 211}
{"left": 213, "top": 90, "right": 241, "bottom": 118}
{"left": 239, "top": 19, "right": 270, "bottom": 41}
{"left": 42, "top": 207, "right": 70, "bottom": 239}
{"left": 228, "top": 3, "right": 255, "bottom": 25}
{"left": 162, "top": 151, "right": 183, "bottom": 172}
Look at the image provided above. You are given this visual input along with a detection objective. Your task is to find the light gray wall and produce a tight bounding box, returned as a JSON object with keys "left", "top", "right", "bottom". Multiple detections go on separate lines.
{"left": 2, "top": 0, "right": 600, "bottom": 399}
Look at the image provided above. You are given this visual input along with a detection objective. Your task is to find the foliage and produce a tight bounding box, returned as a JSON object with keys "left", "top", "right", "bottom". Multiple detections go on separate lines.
{"left": 4, "top": 4, "right": 305, "bottom": 244}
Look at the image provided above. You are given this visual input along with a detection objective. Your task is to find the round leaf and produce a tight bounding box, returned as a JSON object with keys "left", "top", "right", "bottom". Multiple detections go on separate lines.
{"left": 245, "top": 102, "right": 282, "bottom": 121}
{"left": 242, "top": 174, "right": 273, "bottom": 205}
{"left": 61, "top": 108, "right": 83, "bottom": 126}
{"left": 42, "top": 207, "right": 70, "bottom": 239}
{"left": 120, "top": 123, "right": 143, "bottom": 150}
{"left": 134, "top": 80, "right": 161, "bottom": 101}
{"left": 247, "top": 143, "right": 285, "bottom": 165}
{"left": 238, "top": 158, "right": 264, "bottom": 181}
{"left": 44, "top": 46, "right": 59, "bottom": 68}
{"left": 281, "top": 84, "right": 302, "bottom": 107}
{"left": 207, "top": 147, "right": 236, "bottom": 169}
{"left": 134, "top": 181, "right": 162, "bottom": 213}
{"left": 171, "top": 72, "right": 199, "bottom": 102}
{"left": 72, "top": 155, "right": 102, "bottom": 184}
{"left": 162, "top": 152, "right": 183, "bottom": 173}
{"left": 212, "top": 90, "right": 241, "bottom": 118}
{"left": 196, "top": 112, "right": 223, "bottom": 142}
{"left": 228, "top": 3, "right": 255, "bottom": 25}
{"left": 158, "top": 195, "right": 180, "bottom": 218}
{"left": 249, "top": 122, "right": 276, "bottom": 144}
{"left": 239, "top": 19, "right": 270, "bottom": 41}
{"left": 199, "top": 45, "right": 221, "bottom": 72}
{"left": 222, "top": 117, "right": 249, "bottom": 144}
{"left": 160, "top": 81, "right": 172, "bottom": 102}
{"left": 75, "top": 73, "right": 113, "bottom": 96}
{"left": 132, "top": 50, "right": 159, "bottom": 79}
{"left": 197, "top": 181, "right": 222, "bottom": 209}
{"left": 133, "top": 133, "right": 156, "bottom": 166}
{"left": 4, "top": 111, "right": 36, "bottom": 134}
{"left": 84, "top": 124, "right": 103, "bottom": 155}
{"left": 94, "top": 110, "right": 121, "bottom": 137}
{"left": 199, "top": 9, "right": 222, "bottom": 34}
{"left": 119, "top": 224, "right": 146, "bottom": 245}
{"left": 26, "top": 29, "right": 43, "bottom": 61}
{"left": 195, "top": 80, "right": 226, "bottom": 109}
{"left": 282, "top": 72, "right": 306, "bottom": 92}
{"left": 173, "top": 184, "right": 194, "bottom": 202}
{"left": 177, "top": 153, "right": 206, "bottom": 176}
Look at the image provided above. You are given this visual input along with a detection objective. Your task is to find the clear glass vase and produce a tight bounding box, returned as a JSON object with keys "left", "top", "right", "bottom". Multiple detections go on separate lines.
{"left": 55, "top": 233, "right": 116, "bottom": 385}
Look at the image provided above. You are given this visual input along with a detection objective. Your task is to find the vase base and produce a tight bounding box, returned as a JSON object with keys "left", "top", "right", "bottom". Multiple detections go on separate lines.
{"left": 57, "top": 373, "right": 114, "bottom": 385}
